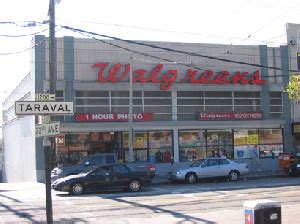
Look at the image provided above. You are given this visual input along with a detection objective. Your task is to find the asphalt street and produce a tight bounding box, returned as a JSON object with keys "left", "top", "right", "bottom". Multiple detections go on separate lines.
{"left": 1, "top": 177, "right": 300, "bottom": 223}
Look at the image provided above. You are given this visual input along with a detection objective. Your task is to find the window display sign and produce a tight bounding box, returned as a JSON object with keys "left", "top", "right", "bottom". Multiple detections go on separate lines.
{"left": 123, "top": 132, "right": 147, "bottom": 148}
{"left": 259, "top": 144, "right": 283, "bottom": 157}
{"left": 259, "top": 129, "right": 282, "bottom": 144}
{"left": 234, "top": 145, "right": 256, "bottom": 159}
{"left": 179, "top": 130, "right": 206, "bottom": 147}
{"left": 76, "top": 113, "right": 153, "bottom": 122}
{"left": 207, "top": 130, "right": 232, "bottom": 146}
{"left": 199, "top": 112, "right": 263, "bottom": 120}
{"left": 246, "top": 135, "right": 259, "bottom": 144}
{"left": 293, "top": 124, "right": 300, "bottom": 134}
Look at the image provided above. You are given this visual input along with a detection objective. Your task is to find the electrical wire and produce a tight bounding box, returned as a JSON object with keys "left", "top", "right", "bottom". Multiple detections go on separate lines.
{"left": 0, "top": 28, "right": 49, "bottom": 38}
{"left": 61, "top": 25, "right": 297, "bottom": 72}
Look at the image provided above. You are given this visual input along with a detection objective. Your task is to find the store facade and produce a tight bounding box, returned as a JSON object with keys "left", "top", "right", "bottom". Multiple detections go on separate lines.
{"left": 2, "top": 35, "right": 292, "bottom": 182}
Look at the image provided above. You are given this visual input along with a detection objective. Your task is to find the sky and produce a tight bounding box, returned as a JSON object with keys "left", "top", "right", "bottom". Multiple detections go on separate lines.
{"left": 1, "top": 0, "right": 300, "bottom": 125}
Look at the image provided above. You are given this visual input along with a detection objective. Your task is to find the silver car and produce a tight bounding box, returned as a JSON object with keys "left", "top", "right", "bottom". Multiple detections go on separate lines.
{"left": 167, "top": 157, "right": 249, "bottom": 184}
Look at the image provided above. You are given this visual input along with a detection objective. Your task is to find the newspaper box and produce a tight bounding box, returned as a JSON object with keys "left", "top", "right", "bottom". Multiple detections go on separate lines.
{"left": 278, "top": 152, "right": 297, "bottom": 172}
{"left": 243, "top": 199, "right": 281, "bottom": 224}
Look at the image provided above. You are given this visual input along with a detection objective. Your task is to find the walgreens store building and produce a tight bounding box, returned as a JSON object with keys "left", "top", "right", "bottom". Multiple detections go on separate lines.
{"left": 2, "top": 35, "right": 292, "bottom": 182}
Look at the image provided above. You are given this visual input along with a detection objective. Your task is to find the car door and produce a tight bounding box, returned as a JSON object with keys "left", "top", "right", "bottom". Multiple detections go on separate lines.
{"left": 87, "top": 166, "right": 112, "bottom": 191}
{"left": 217, "top": 159, "right": 231, "bottom": 176}
{"left": 111, "top": 165, "right": 131, "bottom": 188}
{"left": 197, "top": 159, "right": 220, "bottom": 178}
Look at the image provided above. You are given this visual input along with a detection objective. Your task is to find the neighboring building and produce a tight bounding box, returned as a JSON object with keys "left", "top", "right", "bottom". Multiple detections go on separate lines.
{"left": 286, "top": 23, "right": 300, "bottom": 152}
{"left": 0, "top": 136, "right": 2, "bottom": 182}
{"left": 2, "top": 34, "right": 292, "bottom": 182}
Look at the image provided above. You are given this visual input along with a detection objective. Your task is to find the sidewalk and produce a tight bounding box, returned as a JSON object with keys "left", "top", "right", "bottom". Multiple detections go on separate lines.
{"left": 151, "top": 170, "right": 287, "bottom": 184}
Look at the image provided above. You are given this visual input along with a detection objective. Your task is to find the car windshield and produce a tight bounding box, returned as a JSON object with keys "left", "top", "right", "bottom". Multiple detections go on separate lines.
{"left": 77, "top": 157, "right": 89, "bottom": 165}
{"left": 190, "top": 159, "right": 204, "bottom": 167}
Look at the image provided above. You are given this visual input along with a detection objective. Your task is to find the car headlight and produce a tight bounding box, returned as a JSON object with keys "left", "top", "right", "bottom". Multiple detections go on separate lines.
{"left": 56, "top": 169, "right": 63, "bottom": 175}
{"left": 297, "top": 164, "right": 300, "bottom": 168}
{"left": 176, "top": 171, "right": 181, "bottom": 175}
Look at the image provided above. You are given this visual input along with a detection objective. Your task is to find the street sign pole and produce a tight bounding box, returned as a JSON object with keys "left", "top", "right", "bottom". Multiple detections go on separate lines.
{"left": 45, "top": 0, "right": 56, "bottom": 223}
{"left": 43, "top": 138, "right": 53, "bottom": 224}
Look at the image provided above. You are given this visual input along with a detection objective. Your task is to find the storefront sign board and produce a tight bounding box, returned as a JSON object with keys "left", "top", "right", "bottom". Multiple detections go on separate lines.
{"left": 15, "top": 101, "right": 74, "bottom": 115}
{"left": 36, "top": 122, "right": 60, "bottom": 138}
{"left": 198, "top": 112, "right": 263, "bottom": 120}
{"left": 75, "top": 113, "right": 153, "bottom": 122}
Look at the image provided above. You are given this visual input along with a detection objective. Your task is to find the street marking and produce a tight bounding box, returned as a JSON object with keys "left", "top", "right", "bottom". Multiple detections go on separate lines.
{"left": 63, "top": 201, "right": 73, "bottom": 205}
{"left": 82, "top": 212, "right": 93, "bottom": 216}
{"left": 183, "top": 194, "right": 194, "bottom": 198}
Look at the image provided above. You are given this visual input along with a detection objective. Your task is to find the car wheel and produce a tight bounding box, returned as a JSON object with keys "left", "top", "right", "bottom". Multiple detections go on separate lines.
{"left": 185, "top": 173, "right": 197, "bottom": 184}
{"left": 229, "top": 170, "right": 239, "bottom": 181}
{"left": 70, "top": 183, "right": 84, "bottom": 195}
{"left": 129, "top": 180, "right": 141, "bottom": 192}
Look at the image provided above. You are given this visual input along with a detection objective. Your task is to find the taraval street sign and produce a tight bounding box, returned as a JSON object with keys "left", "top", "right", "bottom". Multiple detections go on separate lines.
{"left": 15, "top": 101, "right": 74, "bottom": 115}
{"left": 35, "top": 93, "right": 56, "bottom": 101}
{"left": 36, "top": 122, "right": 60, "bottom": 138}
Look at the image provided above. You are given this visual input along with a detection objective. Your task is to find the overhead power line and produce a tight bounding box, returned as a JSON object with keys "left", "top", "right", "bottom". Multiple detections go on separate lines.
{"left": 0, "top": 28, "right": 49, "bottom": 38}
{"left": 61, "top": 25, "right": 297, "bottom": 73}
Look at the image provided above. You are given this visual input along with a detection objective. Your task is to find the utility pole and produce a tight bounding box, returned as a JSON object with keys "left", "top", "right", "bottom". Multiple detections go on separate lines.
{"left": 44, "top": 0, "right": 57, "bottom": 223}
{"left": 128, "top": 55, "right": 134, "bottom": 162}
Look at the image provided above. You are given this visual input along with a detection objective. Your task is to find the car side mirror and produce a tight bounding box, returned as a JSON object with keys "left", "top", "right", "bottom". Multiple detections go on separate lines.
{"left": 84, "top": 161, "right": 90, "bottom": 166}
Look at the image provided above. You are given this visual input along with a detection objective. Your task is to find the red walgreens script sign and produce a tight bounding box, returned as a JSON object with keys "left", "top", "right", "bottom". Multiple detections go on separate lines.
{"left": 76, "top": 113, "right": 153, "bottom": 122}
{"left": 92, "top": 63, "right": 265, "bottom": 91}
{"left": 199, "top": 112, "right": 263, "bottom": 120}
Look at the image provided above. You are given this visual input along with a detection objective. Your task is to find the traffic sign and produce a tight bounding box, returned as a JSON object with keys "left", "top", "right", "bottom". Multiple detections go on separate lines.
{"left": 15, "top": 101, "right": 74, "bottom": 115}
{"left": 36, "top": 122, "right": 60, "bottom": 138}
{"left": 35, "top": 93, "right": 56, "bottom": 101}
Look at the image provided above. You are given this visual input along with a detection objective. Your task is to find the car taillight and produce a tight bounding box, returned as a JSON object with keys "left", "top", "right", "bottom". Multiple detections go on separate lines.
{"left": 147, "top": 165, "right": 155, "bottom": 171}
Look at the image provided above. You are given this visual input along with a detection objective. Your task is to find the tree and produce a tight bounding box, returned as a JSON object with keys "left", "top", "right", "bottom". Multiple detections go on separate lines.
{"left": 285, "top": 74, "right": 300, "bottom": 100}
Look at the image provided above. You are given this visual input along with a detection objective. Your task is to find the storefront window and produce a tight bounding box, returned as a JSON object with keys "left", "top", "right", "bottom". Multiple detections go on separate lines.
{"left": 123, "top": 132, "right": 148, "bottom": 162}
{"left": 56, "top": 133, "right": 90, "bottom": 165}
{"left": 259, "top": 144, "right": 283, "bottom": 157}
{"left": 179, "top": 130, "right": 206, "bottom": 161}
{"left": 234, "top": 129, "right": 259, "bottom": 145}
{"left": 259, "top": 129, "right": 282, "bottom": 144}
{"left": 206, "top": 130, "right": 233, "bottom": 158}
{"left": 149, "top": 131, "right": 173, "bottom": 163}
{"left": 207, "top": 130, "right": 232, "bottom": 146}
{"left": 234, "top": 145, "right": 257, "bottom": 159}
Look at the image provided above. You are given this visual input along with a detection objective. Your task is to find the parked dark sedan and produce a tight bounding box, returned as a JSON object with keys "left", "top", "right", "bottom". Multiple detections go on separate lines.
{"left": 287, "top": 162, "right": 300, "bottom": 176}
{"left": 52, "top": 164, "right": 152, "bottom": 195}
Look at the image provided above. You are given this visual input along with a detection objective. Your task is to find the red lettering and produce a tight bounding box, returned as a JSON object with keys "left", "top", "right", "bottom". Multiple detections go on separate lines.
{"left": 147, "top": 64, "right": 163, "bottom": 83}
{"left": 133, "top": 69, "right": 147, "bottom": 83}
{"left": 214, "top": 71, "right": 230, "bottom": 84}
{"left": 198, "top": 70, "right": 215, "bottom": 84}
{"left": 108, "top": 63, "right": 130, "bottom": 83}
{"left": 227, "top": 71, "right": 248, "bottom": 84}
{"left": 160, "top": 70, "right": 177, "bottom": 90}
{"left": 93, "top": 63, "right": 266, "bottom": 90}
{"left": 181, "top": 69, "right": 198, "bottom": 83}
{"left": 93, "top": 62, "right": 109, "bottom": 82}
{"left": 249, "top": 70, "right": 265, "bottom": 85}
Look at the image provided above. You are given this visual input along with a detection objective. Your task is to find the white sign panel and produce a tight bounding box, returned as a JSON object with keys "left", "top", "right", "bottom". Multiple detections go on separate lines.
{"left": 36, "top": 122, "right": 60, "bottom": 138}
{"left": 37, "top": 115, "right": 51, "bottom": 124}
{"left": 35, "top": 93, "right": 55, "bottom": 101}
{"left": 15, "top": 101, "right": 74, "bottom": 115}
